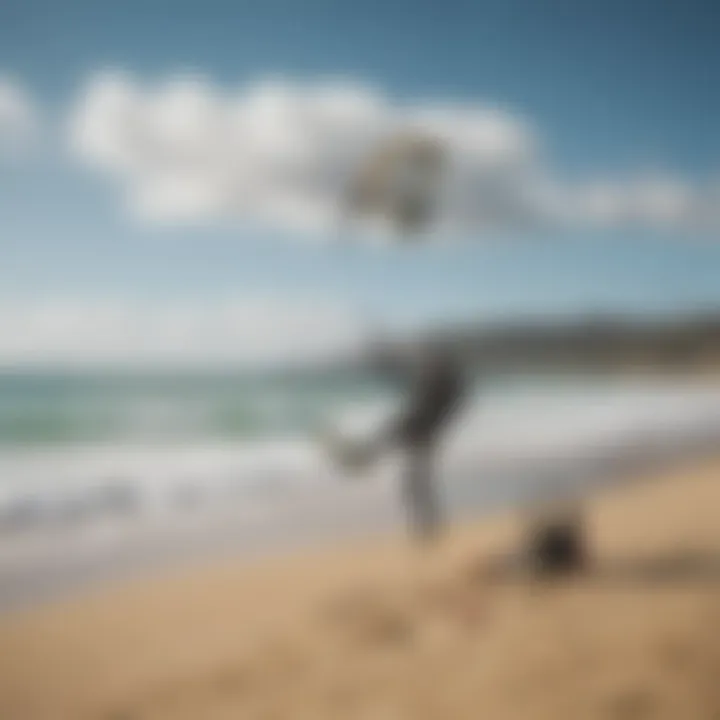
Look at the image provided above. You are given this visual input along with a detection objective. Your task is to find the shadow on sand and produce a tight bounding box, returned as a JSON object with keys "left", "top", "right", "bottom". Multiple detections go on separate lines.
{"left": 472, "top": 548, "right": 720, "bottom": 587}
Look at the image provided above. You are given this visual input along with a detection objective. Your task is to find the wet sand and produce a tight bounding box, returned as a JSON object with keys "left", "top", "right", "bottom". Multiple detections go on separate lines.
{"left": 1, "top": 456, "right": 720, "bottom": 719}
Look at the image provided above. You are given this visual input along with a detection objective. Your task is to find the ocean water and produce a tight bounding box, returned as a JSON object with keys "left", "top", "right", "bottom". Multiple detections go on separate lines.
{"left": 1, "top": 368, "right": 720, "bottom": 538}
{"left": 0, "top": 368, "right": 396, "bottom": 446}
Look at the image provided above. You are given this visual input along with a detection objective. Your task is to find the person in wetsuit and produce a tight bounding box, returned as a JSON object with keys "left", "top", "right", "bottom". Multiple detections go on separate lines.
{"left": 380, "top": 342, "right": 467, "bottom": 543}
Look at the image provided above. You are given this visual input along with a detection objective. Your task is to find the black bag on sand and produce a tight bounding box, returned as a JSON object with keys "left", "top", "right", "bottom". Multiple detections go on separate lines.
{"left": 525, "top": 509, "right": 587, "bottom": 576}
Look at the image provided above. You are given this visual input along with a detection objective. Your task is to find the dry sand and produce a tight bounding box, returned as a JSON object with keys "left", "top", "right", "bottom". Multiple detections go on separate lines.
{"left": 2, "top": 457, "right": 720, "bottom": 719}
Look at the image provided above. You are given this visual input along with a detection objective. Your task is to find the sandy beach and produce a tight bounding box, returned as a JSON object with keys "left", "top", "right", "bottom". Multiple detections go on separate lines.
{"left": 1, "top": 456, "right": 720, "bottom": 719}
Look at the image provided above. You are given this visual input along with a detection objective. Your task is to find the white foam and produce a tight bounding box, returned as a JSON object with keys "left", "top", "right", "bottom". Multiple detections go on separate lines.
{"left": 1, "top": 378, "right": 719, "bottom": 540}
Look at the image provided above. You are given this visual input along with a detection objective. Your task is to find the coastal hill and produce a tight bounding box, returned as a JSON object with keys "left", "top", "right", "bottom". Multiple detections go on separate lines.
{"left": 364, "top": 312, "right": 720, "bottom": 374}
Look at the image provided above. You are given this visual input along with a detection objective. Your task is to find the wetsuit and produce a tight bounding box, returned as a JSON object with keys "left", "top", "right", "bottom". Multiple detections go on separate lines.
{"left": 386, "top": 350, "right": 466, "bottom": 542}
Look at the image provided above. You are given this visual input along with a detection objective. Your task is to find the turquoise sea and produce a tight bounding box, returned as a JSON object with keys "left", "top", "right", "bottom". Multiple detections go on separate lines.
{"left": 0, "top": 367, "right": 719, "bottom": 537}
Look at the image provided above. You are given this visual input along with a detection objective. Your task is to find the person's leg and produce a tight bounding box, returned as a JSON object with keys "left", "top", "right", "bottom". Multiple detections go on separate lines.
{"left": 401, "top": 441, "right": 442, "bottom": 543}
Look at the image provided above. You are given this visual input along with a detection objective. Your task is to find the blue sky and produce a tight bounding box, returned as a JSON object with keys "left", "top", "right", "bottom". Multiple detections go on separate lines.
{"left": 1, "top": 0, "right": 720, "bottom": 364}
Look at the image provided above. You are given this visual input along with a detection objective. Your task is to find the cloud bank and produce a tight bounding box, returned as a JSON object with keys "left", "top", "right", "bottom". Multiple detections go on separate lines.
{"left": 0, "top": 75, "right": 38, "bottom": 158}
{"left": 65, "top": 70, "right": 720, "bottom": 238}
{"left": 0, "top": 297, "right": 364, "bottom": 368}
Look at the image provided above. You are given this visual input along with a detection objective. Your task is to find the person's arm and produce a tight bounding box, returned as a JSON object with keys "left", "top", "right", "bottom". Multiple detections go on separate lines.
{"left": 378, "top": 363, "right": 430, "bottom": 447}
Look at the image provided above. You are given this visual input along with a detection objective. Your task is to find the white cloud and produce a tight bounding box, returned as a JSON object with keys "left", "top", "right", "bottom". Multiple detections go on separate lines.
{"left": 67, "top": 70, "right": 717, "bottom": 238}
{"left": 0, "top": 296, "right": 365, "bottom": 368}
{"left": 0, "top": 75, "right": 38, "bottom": 158}
{"left": 570, "top": 175, "right": 698, "bottom": 230}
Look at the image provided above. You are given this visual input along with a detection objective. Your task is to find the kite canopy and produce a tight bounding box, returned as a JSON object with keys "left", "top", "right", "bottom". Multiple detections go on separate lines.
{"left": 344, "top": 131, "right": 447, "bottom": 237}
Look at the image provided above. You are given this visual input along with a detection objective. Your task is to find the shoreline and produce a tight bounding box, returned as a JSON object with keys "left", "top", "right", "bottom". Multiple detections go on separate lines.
{"left": 2, "top": 454, "right": 720, "bottom": 718}
{"left": 2, "top": 424, "right": 720, "bottom": 615}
